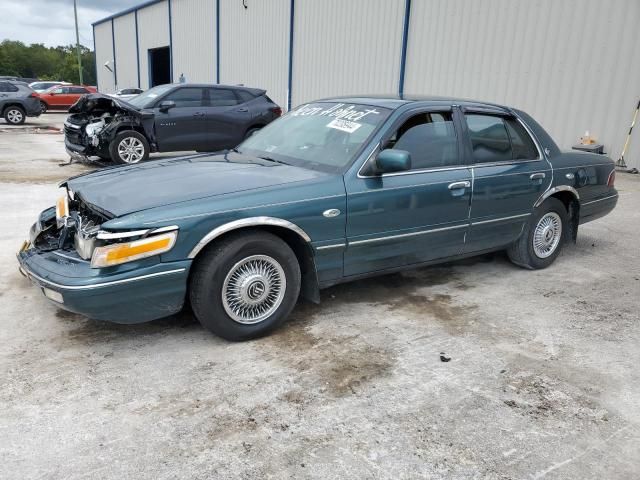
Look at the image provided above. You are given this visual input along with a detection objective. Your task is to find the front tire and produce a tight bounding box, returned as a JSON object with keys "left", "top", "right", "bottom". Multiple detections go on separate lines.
{"left": 507, "top": 198, "right": 568, "bottom": 269}
{"left": 109, "top": 130, "right": 149, "bottom": 164}
{"left": 4, "top": 106, "right": 26, "bottom": 125}
{"left": 189, "top": 231, "right": 301, "bottom": 341}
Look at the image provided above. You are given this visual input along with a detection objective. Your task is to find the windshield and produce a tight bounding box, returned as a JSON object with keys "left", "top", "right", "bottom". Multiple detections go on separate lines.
{"left": 237, "top": 102, "right": 390, "bottom": 172}
{"left": 126, "top": 84, "right": 174, "bottom": 108}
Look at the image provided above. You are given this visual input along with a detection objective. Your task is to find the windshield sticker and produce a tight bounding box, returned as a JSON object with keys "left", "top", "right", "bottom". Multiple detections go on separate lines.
{"left": 326, "top": 118, "right": 362, "bottom": 133}
{"left": 292, "top": 103, "right": 381, "bottom": 122}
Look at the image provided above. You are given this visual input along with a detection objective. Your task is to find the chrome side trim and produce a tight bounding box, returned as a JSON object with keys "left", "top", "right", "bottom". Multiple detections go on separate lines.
{"left": 52, "top": 251, "right": 88, "bottom": 262}
{"left": 20, "top": 267, "right": 186, "bottom": 291}
{"left": 534, "top": 185, "right": 580, "bottom": 208}
{"left": 582, "top": 194, "right": 618, "bottom": 206}
{"left": 316, "top": 243, "right": 346, "bottom": 251}
{"left": 349, "top": 223, "right": 468, "bottom": 246}
{"left": 188, "top": 217, "right": 312, "bottom": 259}
{"left": 470, "top": 213, "right": 531, "bottom": 226}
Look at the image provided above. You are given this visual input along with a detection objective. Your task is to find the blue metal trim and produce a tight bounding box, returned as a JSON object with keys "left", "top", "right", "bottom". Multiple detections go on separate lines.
{"left": 134, "top": 10, "right": 141, "bottom": 88}
{"left": 92, "top": 26, "right": 97, "bottom": 88}
{"left": 93, "top": 0, "right": 165, "bottom": 26}
{"left": 111, "top": 18, "right": 118, "bottom": 88}
{"left": 398, "top": 0, "right": 412, "bottom": 98}
{"left": 216, "top": 0, "right": 220, "bottom": 83}
{"left": 168, "top": 0, "right": 173, "bottom": 83}
{"left": 287, "top": 0, "right": 295, "bottom": 110}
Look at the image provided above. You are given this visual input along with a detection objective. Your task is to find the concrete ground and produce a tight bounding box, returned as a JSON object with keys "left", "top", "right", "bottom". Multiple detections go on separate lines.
{"left": 0, "top": 117, "right": 639, "bottom": 479}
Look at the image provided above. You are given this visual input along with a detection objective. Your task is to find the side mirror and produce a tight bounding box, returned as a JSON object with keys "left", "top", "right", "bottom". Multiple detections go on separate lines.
{"left": 374, "top": 149, "right": 411, "bottom": 174}
{"left": 159, "top": 100, "right": 176, "bottom": 112}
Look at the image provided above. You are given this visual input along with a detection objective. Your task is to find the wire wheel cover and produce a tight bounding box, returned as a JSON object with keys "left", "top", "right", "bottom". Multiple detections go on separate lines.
{"left": 117, "top": 137, "right": 144, "bottom": 163}
{"left": 222, "top": 255, "right": 286, "bottom": 324}
{"left": 533, "top": 212, "right": 562, "bottom": 258}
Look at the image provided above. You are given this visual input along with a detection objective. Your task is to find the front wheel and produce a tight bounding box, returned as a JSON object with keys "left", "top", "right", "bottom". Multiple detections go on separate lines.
{"left": 4, "top": 106, "right": 26, "bottom": 125}
{"left": 507, "top": 197, "right": 568, "bottom": 269}
{"left": 109, "top": 131, "right": 149, "bottom": 164}
{"left": 189, "top": 231, "right": 301, "bottom": 341}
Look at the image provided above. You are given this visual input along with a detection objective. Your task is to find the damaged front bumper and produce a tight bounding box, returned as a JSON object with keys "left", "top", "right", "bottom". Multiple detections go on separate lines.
{"left": 17, "top": 208, "right": 192, "bottom": 324}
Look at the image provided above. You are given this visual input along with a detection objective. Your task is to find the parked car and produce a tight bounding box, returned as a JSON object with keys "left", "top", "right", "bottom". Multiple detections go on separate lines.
{"left": 37, "top": 85, "right": 97, "bottom": 113}
{"left": 0, "top": 80, "right": 41, "bottom": 125}
{"left": 108, "top": 87, "right": 144, "bottom": 101}
{"left": 29, "top": 81, "right": 70, "bottom": 93}
{"left": 63, "top": 83, "right": 282, "bottom": 164}
{"left": 17, "top": 96, "right": 618, "bottom": 341}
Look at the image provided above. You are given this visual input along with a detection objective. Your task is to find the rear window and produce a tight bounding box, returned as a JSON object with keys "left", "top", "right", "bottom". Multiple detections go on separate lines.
{"left": 236, "top": 90, "right": 256, "bottom": 104}
{"left": 0, "top": 82, "right": 19, "bottom": 93}
{"left": 465, "top": 114, "right": 539, "bottom": 163}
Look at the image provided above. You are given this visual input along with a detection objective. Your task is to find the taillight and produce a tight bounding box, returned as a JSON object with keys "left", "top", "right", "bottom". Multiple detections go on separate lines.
{"left": 270, "top": 106, "right": 282, "bottom": 117}
{"left": 607, "top": 170, "right": 615, "bottom": 187}
{"left": 29, "top": 93, "right": 38, "bottom": 98}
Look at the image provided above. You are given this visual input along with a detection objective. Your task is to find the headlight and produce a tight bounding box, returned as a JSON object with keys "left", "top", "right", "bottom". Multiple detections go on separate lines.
{"left": 90, "top": 231, "right": 178, "bottom": 268}
{"left": 55, "top": 194, "right": 69, "bottom": 228}
{"left": 85, "top": 119, "right": 105, "bottom": 136}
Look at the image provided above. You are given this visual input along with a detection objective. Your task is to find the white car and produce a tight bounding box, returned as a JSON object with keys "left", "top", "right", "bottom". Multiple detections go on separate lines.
{"left": 108, "top": 88, "right": 144, "bottom": 101}
{"left": 29, "top": 81, "right": 70, "bottom": 93}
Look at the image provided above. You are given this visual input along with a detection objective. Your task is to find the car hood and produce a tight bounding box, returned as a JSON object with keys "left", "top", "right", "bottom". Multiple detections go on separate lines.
{"left": 68, "top": 93, "right": 144, "bottom": 117}
{"left": 63, "top": 152, "right": 329, "bottom": 218}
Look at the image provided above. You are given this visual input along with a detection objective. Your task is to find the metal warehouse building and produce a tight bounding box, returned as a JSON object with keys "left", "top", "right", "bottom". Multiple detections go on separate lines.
{"left": 93, "top": 0, "right": 640, "bottom": 169}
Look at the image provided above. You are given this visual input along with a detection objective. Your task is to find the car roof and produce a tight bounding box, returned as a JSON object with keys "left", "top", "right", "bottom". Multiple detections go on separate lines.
{"left": 170, "top": 83, "right": 266, "bottom": 95}
{"left": 315, "top": 94, "right": 512, "bottom": 113}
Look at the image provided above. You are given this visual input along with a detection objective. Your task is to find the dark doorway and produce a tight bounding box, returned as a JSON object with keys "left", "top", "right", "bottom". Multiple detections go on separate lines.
{"left": 148, "top": 46, "right": 171, "bottom": 87}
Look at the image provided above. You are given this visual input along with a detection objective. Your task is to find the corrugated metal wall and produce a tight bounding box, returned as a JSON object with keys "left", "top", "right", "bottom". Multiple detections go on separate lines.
{"left": 94, "top": 0, "right": 640, "bottom": 168}
{"left": 171, "top": 0, "right": 217, "bottom": 83}
{"left": 219, "top": 0, "right": 290, "bottom": 109}
{"left": 113, "top": 14, "right": 138, "bottom": 91}
{"left": 137, "top": 0, "right": 170, "bottom": 90}
{"left": 404, "top": 0, "right": 640, "bottom": 168}
{"left": 291, "top": 0, "right": 405, "bottom": 106}
{"left": 94, "top": 21, "right": 115, "bottom": 93}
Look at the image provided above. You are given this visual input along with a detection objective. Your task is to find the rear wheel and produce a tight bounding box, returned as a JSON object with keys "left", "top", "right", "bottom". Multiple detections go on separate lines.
{"left": 109, "top": 131, "right": 149, "bottom": 164}
{"left": 189, "top": 231, "right": 301, "bottom": 341}
{"left": 39, "top": 101, "right": 48, "bottom": 114}
{"left": 4, "top": 106, "right": 25, "bottom": 125}
{"left": 507, "top": 197, "right": 568, "bottom": 269}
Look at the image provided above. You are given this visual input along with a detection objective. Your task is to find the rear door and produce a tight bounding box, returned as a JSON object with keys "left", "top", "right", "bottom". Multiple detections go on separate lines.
{"left": 344, "top": 107, "right": 472, "bottom": 276}
{"left": 0, "top": 81, "right": 19, "bottom": 102}
{"left": 462, "top": 110, "right": 552, "bottom": 253}
{"left": 154, "top": 86, "right": 209, "bottom": 152}
{"left": 202, "top": 87, "right": 251, "bottom": 150}
{"left": 46, "top": 86, "right": 69, "bottom": 107}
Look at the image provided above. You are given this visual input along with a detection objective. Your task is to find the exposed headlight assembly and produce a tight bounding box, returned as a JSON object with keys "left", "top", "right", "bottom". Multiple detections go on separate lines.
{"left": 90, "top": 231, "right": 178, "bottom": 268}
{"left": 85, "top": 119, "right": 105, "bottom": 136}
{"left": 55, "top": 193, "right": 69, "bottom": 228}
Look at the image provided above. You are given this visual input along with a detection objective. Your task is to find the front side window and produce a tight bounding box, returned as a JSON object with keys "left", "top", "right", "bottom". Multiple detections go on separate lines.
{"left": 163, "top": 87, "right": 205, "bottom": 108}
{"left": 466, "top": 114, "right": 539, "bottom": 162}
{"left": 385, "top": 111, "right": 459, "bottom": 169}
{"left": 238, "top": 102, "right": 391, "bottom": 173}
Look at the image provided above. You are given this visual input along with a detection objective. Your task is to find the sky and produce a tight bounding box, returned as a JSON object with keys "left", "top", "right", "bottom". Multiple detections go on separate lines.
{"left": 0, "top": 0, "right": 142, "bottom": 49}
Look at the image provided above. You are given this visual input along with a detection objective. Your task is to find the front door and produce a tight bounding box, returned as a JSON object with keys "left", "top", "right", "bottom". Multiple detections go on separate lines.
{"left": 462, "top": 111, "right": 552, "bottom": 252}
{"left": 46, "top": 87, "right": 72, "bottom": 107}
{"left": 343, "top": 108, "right": 472, "bottom": 277}
{"left": 154, "top": 86, "right": 209, "bottom": 152}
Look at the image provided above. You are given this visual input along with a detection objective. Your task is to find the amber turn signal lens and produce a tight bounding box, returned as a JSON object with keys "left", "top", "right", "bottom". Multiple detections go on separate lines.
{"left": 55, "top": 195, "right": 69, "bottom": 227}
{"left": 90, "top": 231, "right": 178, "bottom": 268}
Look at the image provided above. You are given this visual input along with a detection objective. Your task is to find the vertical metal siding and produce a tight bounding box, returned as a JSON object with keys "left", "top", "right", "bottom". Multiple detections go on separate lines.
{"left": 171, "top": 0, "right": 217, "bottom": 83}
{"left": 94, "top": 22, "right": 115, "bottom": 93}
{"left": 137, "top": 0, "right": 170, "bottom": 89}
{"left": 292, "top": 0, "right": 405, "bottom": 107}
{"left": 113, "top": 14, "right": 138, "bottom": 91}
{"left": 219, "top": 0, "right": 290, "bottom": 109}
{"left": 404, "top": 0, "right": 640, "bottom": 168}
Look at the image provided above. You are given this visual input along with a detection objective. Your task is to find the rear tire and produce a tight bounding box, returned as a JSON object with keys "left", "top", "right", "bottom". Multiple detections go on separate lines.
{"left": 109, "top": 130, "right": 149, "bottom": 164}
{"left": 507, "top": 198, "right": 568, "bottom": 269}
{"left": 4, "top": 106, "right": 26, "bottom": 125}
{"left": 189, "top": 231, "right": 301, "bottom": 341}
{"left": 40, "top": 101, "right": 48, "bottom": 114}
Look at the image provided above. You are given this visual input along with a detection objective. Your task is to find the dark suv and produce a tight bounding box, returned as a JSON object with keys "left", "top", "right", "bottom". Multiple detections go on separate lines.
{"left": 0, "top": 81, "right": 41, "bottom": 125}
{"left": 64, "top": 83, "right": 282, "bottom": 164}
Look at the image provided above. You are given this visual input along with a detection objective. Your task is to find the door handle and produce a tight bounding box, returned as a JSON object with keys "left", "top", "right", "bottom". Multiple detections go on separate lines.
{"left": 448, "top": 181, "right": 471, "bottom": 190}
{"left": 193, "top": 112, "right": 205, "bottom": 117}
{"left": 236, "top": 107, "right": 249, "bottom": 112}
{"left": 530, "top": 173, "right": 546, "bottom": 181}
